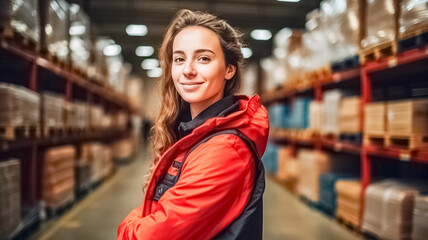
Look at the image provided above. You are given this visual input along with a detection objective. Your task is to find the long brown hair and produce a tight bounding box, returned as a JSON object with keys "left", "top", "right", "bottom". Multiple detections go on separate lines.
{"left": 150, "top": 9, "right": 244, "bottom": 162}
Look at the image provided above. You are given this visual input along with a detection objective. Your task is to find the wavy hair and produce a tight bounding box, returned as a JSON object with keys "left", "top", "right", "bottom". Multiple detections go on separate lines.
{"left": 145, "top": 9, "right": 244, "bottom": 188}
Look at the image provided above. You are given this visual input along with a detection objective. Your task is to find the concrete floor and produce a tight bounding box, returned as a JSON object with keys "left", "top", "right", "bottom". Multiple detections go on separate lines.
{"left": 36, "top": 145, "right": 361, "bottom": 240}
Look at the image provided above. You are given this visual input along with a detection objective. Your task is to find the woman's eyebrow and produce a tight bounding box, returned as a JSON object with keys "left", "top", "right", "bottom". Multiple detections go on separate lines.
{"left": 172, "top": 49, "right": 215, "bottom": 54}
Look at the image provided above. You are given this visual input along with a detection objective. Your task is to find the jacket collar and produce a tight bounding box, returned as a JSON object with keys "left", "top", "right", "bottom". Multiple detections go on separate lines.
{"left": 178, "top": 95, "right": 240, "bottom": 139}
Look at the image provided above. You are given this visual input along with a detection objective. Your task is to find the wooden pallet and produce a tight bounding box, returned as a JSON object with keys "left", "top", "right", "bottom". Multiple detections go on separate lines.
{"left": 363, "top": 133, "right": 387, "bottom": 147}
{"left": 46, "top": 199, "right": 74, "bottom": 218}
{"left": 386, "top": 134, "right": 428, "bottom": 150}
{"left": 336, "top": 216, "right": 361, "bottom": 236}
{"left": 360, "top": 41, "right": 397, "bottom": 63}
{"left": 0, "top": 125, "right": 40, "bottom": 140}
{"left": 0, "top": 25, "right": 38, "bottom": 51}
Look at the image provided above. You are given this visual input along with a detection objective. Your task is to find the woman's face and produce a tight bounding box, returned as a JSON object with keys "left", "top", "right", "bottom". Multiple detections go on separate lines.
{"left": 171, "top": 26, "right": 235, "bottom": 117}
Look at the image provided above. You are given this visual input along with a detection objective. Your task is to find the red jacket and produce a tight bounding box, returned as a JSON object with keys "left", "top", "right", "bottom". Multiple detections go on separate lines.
{"left": 117, "top": 95, "right": 269, "bottom": 240}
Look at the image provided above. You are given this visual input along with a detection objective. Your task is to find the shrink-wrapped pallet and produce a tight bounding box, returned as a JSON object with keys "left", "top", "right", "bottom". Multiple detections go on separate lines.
{"left": 309, "top": 101, "right": 324, "bottom": 134}
{"left": 261, "top": 143, "right": 279, "bottom": 174}
{"left": 89, "top": 143, "right": 104, "bottom": 183}
{"left": 0, "top": 83, "right": 40, "bottom": 127}
{"left": 362, "top": 180, "right": 428, "bottom": 239}
{"left": 289, "top": 98, "right": 311, "bottom": 130}
{"left": 268, "top": 104, "right": 289, "bottom": 129}
{"left": 69, "top": 3, "right": 91, "bottom": 74}
{"left": 43, "top": 146, "right": 75, "bottom": 209}
{"left": 297, "top": 150, "right": 330, "bottom": 202}
{"left": 364, "top": 102, "right": 387, "bottom": 135}
{"left": 322, "top": 90, "right": 342, "bottom": 135}
{"left": 321, "top": 0, "right": 361, "bottom": 62}
{"left": 412, "top": 196, "right": 428, "bottom": 240}
{"left": 276, "top": 147, "right": 299, "bottom": 181}
{"left": 303, "top": 9, "right": 331, "bottom": 74}
{"left": 90, "top": 105, "right": 103, "bottom": 129}
{"left": 74, "top": 101, "right": 89, "bottom": 130}
{"left": 0, "top": 159, "right": 21, "bottom": 239}
{"left": 44, "top": 0, "right": 69, "bottom": 62}
{"left": 42, "top": 92, "right": 65, "bottom": 130}
{"left": 387, "top": 99, "right": 428, "bottom": 136}
{"left": 336, "top": 180, "right": 362, "bottom": 227}
{"left": 339, "top": 96, "right": 362, "bottom": 133}
{"left": 0, "top": 0, "right": 40, "bottom": 46}
{"left": 399, "top": 0, "right": 428, "bottom": 39}
{"left": 361, "top": 0, "right": 398, "bottom": 49}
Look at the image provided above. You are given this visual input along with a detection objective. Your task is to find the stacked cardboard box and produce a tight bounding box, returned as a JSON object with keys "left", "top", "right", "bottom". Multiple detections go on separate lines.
{"left": 297, "top": 150, "right": 330, "bottom": 202}
{"left": 43, "top": 146, "right": 75, "bottom": 209}
{"left": 319, "top": 173, "right": 356, "bottom": 216}
{"left": 339, "top": 97, "right": 362, "bottom": 134}
{"left": 335, "top": 180, "right": 362, "bottom": 227}
{"left": 0, "top": 159, "right": 21, "bottom": 238}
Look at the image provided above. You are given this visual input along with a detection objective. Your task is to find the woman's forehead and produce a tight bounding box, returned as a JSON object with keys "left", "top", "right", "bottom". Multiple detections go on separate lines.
{"left": 173, "top": 26, "right": 222, "bottom": 53}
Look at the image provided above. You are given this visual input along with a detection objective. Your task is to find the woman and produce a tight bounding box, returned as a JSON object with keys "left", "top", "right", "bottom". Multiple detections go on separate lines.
{"left": 118, "top": 9, "right": 269, "bottom": 240}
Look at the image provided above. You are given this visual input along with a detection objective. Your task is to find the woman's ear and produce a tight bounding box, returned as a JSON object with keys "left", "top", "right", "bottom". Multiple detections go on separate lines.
{"left": 225, "top": 64, "right": 236, "bottom": 80}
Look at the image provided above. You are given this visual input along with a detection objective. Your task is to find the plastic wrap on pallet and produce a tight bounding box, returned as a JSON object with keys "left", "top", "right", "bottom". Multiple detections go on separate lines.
{"left": 0, "top": 83, "right": 40, "bottom": 127}
{"left": 361, "top": 0, "right": 397, "bottom": 49}
{"left": 43, "top": 146, "right": 75, "bottom": 209}
{"left": 399, "top": 0, "right": 428, "bottom": 38}
{"left": 321, "top": 0, "right": 361, "bottom": 62}
{"left": 0, "top": 159, "right": 20, "bottom": 239}
{"left": 339, "top": 96, "right": 362, "bottom": 133}
{"left": 69, "top": 3, "right": 91, "bottom": 74}
{"left": 73, "top": 101, "right": 88, "bottom": 129}
{"left": 297, "top": 150, "right": 330, "bottom": 202}
{"left": 261, "top": 142, "right": 279, "bottom": 174}
{"left": 335, "top": 180, "right": 362, "bottom": 227}
{"left": 267, "top": 104, "right": 289, "bottom": 129}
{"left": 45, "top": 0, "right": 69, "bottom": 63}
{"left": 289, "top": 98, "right": 311, "bottom": 130}
{"left": 412, "top": 196, "right": 428, "bottom": 240}
{"left": 0, "top": 0, "right": 40, "bottom": 46}
{"left": 90, "top": 105, "right": 103, "bottom": 129}
{"left": 277, "top": 147, "right": 299, "bottom": 181}
{"left": 42, "top": 92, "right": 65, "bottom": 129}
{"left": 113, "top": 137, "right": 135, "bottom": 161}
{"left": 319, "top": 173, "right": 357, "bottom": 216}
{"left": 322, "top": 90, "right": 342, "bottom": 135}
{"left": 362, "top": 180, "right": 428, "bottom": 239}
{"left": 106, "top": 55, "right": 130, "bottom": 92}
{"left": 303, "top": 9, "right": 331, "bottom": 72}
{"left": 309, "top": 101, "right": 324, "bottom": 133}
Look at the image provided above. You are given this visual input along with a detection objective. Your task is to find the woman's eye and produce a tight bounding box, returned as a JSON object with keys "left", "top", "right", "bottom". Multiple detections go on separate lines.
{"left": 198, "top": 57, "right": 210, "bottom": 62}
{"left": 174, "top": 57, "right": 184, "bottom": 63}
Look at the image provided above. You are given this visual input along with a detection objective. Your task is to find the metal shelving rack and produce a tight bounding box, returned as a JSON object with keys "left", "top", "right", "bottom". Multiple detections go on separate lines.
{"left": 0, "top": 38, "right": 137, "bottom": 239}
{"left": 263, "top": 45, "right": 428, "bottom": 224}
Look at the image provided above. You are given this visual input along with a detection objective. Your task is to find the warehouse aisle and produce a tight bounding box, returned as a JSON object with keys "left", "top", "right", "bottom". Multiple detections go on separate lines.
{"left": 35, "top": 146, "right": 360, "bottom": 240}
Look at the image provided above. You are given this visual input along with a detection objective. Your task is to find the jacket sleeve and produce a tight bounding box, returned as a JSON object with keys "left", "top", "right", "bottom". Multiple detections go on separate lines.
{"left": 117, "top": 134, "right": 254, "bottom": 240}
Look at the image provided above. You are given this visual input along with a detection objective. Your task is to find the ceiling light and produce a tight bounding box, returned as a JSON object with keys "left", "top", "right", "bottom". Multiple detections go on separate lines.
{"left": 69, "top": 25, "right": 86, "bottom": 36}
{"left": 277, "top": 0, "right": 300, "bottom": 2}
{"left": 126, "top": 24, "right": 148, "bottom": 36}
{"left": 141, "top": 58, "right": 159, "bottom": 70}
{"left": 241, "top": 48, "right": 253, "bottom": 59}
{"left": 147, "top": 67, "right": 162, "bottom": 78}
{"left": 103, "top": 44, "right": 122, "bottom": 56}
{"left": 136, "top": 46, "right": 154, "bottom": 57}
{"left": 251, "top": 29, "right": 272, "bottom": 41}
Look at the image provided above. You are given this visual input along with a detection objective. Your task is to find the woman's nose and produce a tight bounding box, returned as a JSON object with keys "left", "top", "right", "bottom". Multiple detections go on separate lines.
{"left": 183, "top": 61, "right": 196, "bottom": 77}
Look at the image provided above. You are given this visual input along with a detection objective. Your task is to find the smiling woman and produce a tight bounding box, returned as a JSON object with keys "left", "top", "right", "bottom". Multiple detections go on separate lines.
{"left": 117, "top": 9, "right": 269, "bottom": 240}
